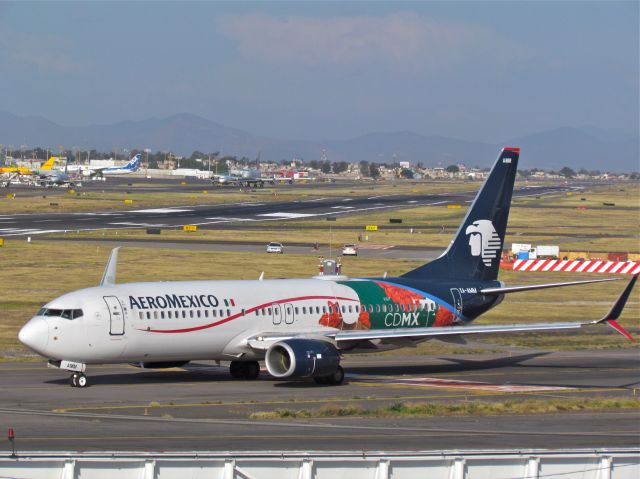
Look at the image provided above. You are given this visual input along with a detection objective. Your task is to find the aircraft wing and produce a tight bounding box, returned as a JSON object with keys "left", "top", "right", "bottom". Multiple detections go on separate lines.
{"left": 246, "top": 274, "right": 637, "bottom": 349}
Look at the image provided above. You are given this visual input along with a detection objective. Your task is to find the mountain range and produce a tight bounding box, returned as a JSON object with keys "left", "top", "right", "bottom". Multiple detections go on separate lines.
{"left": 0, "top": 111, "right": 637, "bottom": 172}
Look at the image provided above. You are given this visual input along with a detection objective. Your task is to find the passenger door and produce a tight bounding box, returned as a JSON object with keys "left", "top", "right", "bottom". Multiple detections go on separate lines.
{"left": 449, "top": 289, "right": 463, "bottom": 316}
{"left": 104, "top": 296, "right": 125, "bottom": 335}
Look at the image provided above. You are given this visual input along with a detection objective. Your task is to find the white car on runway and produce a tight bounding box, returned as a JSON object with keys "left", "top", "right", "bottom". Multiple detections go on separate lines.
{"left": 266, "top": 242, "right": 284, "bottom": 254}
{"left": 342, "top": 244, "right": 358, "bottom": 256}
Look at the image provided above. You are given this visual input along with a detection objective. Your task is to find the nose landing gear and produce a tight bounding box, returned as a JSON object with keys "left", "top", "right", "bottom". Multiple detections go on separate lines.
{"left": 70, "top": 372, "right": 88, "bottom": 388}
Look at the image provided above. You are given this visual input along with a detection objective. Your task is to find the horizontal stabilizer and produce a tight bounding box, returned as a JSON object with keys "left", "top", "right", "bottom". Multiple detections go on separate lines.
{"left": 480, "top": 277, "right": 620, "bottom": 295}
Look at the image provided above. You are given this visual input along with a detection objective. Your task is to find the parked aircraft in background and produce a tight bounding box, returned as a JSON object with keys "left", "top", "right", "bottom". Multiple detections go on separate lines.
{"left": 19, "top": 147, "right": 637, "bottom": 388}
{"left": 66, "top": 154, "right": 142, "bottom": 178}
{"left": 212, "top": 167, "right": 275, "bottom": 187}
{"left": 0, "top": 157, "right": 56, "bottom": 175}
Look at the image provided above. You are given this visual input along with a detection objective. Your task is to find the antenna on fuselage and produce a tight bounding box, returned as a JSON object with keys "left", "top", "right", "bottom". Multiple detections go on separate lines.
{"left": 258, "top": 271, "right": 264, "bottom": 281}
{"left": 100, "top": 247, "right": 120, "bottom": 286}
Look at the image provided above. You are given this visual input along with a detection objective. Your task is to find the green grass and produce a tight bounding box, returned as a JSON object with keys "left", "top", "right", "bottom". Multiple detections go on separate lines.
{"left": 248, "top": 397, "right": 640, "bottom": 419}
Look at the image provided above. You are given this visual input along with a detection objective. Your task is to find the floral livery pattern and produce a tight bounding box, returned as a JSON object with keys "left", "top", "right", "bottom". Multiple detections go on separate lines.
{"left": 319, "top": 301, "right": 371, "bottom": 330}
{"left": 316, "top": 281, "right": 456, "bottom": 331}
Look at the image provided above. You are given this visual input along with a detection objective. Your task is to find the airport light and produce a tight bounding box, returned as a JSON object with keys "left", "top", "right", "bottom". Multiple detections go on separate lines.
{"left": 8, "top": 427, "right": 16, "bottom": 457}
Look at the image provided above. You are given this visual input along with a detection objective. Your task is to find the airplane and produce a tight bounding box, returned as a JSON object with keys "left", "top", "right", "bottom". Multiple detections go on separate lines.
{"left": 212, "top": 167, "right": 275, "bottom": 187}
{"left": 67, "top": 154, "right": 142, "bottom": 178}
{"left": 18, "top": 147, "right": 637, "bottom": 388}
{"left": 0, "top": 156, "right": 56, "bottom": 176}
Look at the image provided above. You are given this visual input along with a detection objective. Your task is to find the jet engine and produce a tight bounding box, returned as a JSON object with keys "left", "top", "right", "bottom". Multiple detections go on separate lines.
{"left": 265, "top": 339, "right": 340, "bottom": 379}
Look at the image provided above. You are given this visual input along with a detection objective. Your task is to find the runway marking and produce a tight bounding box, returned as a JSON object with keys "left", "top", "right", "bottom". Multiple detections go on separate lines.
{"left": 350, "top": 376, "right": 572, "bottom": 392}
{"left": 331, "top": 206, "right": 355, "bottom": 209}
{"left": 109, "top": 222, "right": 171, "bottom": 227}
{"left": 205, "top": 217, "right": 255, "bottom": 222}
{"left": 357, "top": 244, "right": 394, "bottom": 250}
{"left": 132, "top": 208, "right": 194, "bottom": 213}
{"left": 257, "top": 212, "right": 317, "bottom": 218}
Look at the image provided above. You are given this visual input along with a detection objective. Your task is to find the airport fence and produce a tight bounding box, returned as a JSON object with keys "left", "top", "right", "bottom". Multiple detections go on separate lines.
{"left": 1, "top": 448, "right": 638, "bottom": 478}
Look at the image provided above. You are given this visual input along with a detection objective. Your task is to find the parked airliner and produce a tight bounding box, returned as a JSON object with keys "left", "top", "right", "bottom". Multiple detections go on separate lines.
{"left": 19, "top": 148, "right": 636, "bottom": 388}
{"left": 68, "top": 154, "right": 142, "bottom": 178}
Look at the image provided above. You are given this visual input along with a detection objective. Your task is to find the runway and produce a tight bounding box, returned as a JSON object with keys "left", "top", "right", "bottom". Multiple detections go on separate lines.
{"left": 2, "top": 349, "right": 638, "bottom": 451}
{"left": 0, "top": 184, "right": 574, "bottom": 237}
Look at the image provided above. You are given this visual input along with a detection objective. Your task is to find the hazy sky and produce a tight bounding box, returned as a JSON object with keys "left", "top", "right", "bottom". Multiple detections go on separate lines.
{"left": 1, "top": 1, "right": 637, "bottom": 142}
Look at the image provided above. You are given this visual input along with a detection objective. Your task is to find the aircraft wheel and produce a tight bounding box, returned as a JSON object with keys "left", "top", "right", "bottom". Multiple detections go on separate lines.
{"left": 70, "top": 373, "right": 78, "bottom": 387}
{"left": 76, "top": 373, "right": 88, "bottom": 388}
{"left": 229, "top": 361, "right": 242, "bottom": 379}
{"left": 243, "top": 361, "right": 260, "bottom": 379}
{"left": 321, "top": 366, "right": 345, "bottom": 386}
{"left": 313, "top": 376, "right": 328, "bottom": 385}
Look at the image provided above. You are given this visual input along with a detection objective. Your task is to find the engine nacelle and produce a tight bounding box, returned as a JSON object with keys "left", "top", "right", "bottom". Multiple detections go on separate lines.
{"left": 265, "top": 339, "right": 340, "bottom": 379}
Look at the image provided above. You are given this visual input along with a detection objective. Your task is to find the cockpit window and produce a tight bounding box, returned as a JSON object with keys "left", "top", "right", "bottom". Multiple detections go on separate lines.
{"left": 39, "top": 309, "right": 83, "bottom": 319}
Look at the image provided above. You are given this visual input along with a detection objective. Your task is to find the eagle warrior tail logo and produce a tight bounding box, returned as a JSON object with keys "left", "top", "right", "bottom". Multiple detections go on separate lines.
{"left": 465, "top": 220, "right": 501, "bottom": 266}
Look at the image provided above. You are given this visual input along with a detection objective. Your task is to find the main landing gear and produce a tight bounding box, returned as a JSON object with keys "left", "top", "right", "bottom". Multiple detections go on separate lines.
{"left": 313, "top": 366, "right": 345, "bottom": 386}
{"left": 70, "top": 372, "right": 88, "bottom": 388}
{"left": 229, "top": 360, "right": 260, "bottom": 380}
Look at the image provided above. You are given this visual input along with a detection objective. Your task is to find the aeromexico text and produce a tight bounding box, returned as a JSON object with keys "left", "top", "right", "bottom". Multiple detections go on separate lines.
{"left": 129, "top": 294, "right": 219, "bottom": 310}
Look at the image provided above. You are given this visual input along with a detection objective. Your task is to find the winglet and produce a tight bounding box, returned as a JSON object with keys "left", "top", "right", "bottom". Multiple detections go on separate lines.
{"left": 100, "top": 247, "right": 120, "bottom": 286}
{"left": 596, "top": 274, "right": 638, "bottom": 342}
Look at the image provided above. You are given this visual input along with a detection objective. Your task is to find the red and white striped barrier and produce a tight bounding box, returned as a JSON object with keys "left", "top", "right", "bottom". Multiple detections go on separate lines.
{"left": 510, "top": 259, "right": 640, "bottom": 275}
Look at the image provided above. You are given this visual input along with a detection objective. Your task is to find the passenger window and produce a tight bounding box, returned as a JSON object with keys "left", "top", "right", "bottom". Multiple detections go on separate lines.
{"left": 160, "top": 311, "right": 165, "bottom": 319}
{"left": 316, "top": 306, "right": 320, "bottom": 314}
{"left": 153, "top": 311, "right": 158, "bottom": 320}
{"left": 242, "top": 309, "right": 245, "bottom": 316}
{"left": 267, "top": 307, "right": 272, "bottom": 315}
{"left": 376, "top": 305, "right": 381, "bottom": 313}
{"left": 302, "top": 307, "right": 306, "bottom": 314}
{"left": 227, "top": 309, "right": 231, "bottom": 316}
{"left": 204, "top": 310, "right": 209, "bottom": 318}
{"left": 182, "top": 311, "right": 186, "bottom": 319}
{"left": 294, "top": 307, "right": 299, "bottom": 314}
{"left": 168, "top": 311, "right": 173, "bottom": 319}
{"left": 197, "top": 310, "right": 201, "bottom": 318}
{"left": 212, "top": 310, "right": 217, "bottom": 318}
{"left": 341, "top": 305, "right": 345, "bottom": 313}
{"left": 146, "top": 312, "right": 151, "bottom": 319}
{"left": 190, "top": 311, "right": 194, "bottom": 319}
{"left": 139, "top": 312, "right": 144, "bottom": 319}
{"left": 356, "top": 305, "right": 360, "bottom": 313}
{"left": 348, "top": 305, "right": 352, "bottom": 313}
{"left": 323, "top": 306, "right": 327, "bottom": 313}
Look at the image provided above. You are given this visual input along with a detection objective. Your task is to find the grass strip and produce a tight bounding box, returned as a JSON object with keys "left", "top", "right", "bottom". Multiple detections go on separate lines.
{"left": 248, "top": 397, "right": 640, "bottom": 420}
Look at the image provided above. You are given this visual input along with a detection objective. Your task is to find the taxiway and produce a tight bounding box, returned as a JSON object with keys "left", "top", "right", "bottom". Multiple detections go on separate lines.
{"left": 1, "top": 349, "right": 638, "bottom": 452}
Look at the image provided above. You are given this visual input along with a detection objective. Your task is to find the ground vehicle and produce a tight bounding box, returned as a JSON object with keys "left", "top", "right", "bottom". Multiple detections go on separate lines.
{"left": 266, "top": 242, "right": 284, "bottom": 254}
{"left": 342, "top": 244, "right": 358, "bottom": 256}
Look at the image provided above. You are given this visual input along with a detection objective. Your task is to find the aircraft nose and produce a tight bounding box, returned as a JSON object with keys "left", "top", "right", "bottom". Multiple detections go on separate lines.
{"left": 19, "top": 317, "right": 49, "bottom": 355}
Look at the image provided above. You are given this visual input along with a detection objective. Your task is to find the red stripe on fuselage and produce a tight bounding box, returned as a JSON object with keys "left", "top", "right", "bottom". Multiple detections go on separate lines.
{"left": 137, "top": 295, "right": 359, "bottom": 334}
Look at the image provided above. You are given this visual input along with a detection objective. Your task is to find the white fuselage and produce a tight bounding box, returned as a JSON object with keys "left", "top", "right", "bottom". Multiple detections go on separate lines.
{"left": 21, "top": 279, "right": 361, "bottom": 364}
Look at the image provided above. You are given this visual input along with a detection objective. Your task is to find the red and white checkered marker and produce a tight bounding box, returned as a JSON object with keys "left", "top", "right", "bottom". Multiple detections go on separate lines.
{"left": 511, "top": 259, "right": 640, "bottom": 275}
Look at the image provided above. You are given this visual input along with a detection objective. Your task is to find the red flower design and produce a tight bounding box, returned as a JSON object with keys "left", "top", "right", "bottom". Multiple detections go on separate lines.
{"left": 319, "top": 301, "right": 343, "bottom": 328}
{"left": 434, "top": 306, "right": 455, "bottom": 327}
{"left": 374, "top": 282, "right": 424, "bottom": 306}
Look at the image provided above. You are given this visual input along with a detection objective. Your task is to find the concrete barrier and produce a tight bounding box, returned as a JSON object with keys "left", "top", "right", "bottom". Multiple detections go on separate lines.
{"left": 1, "top": 449, "right": 638, "bottom": 479}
